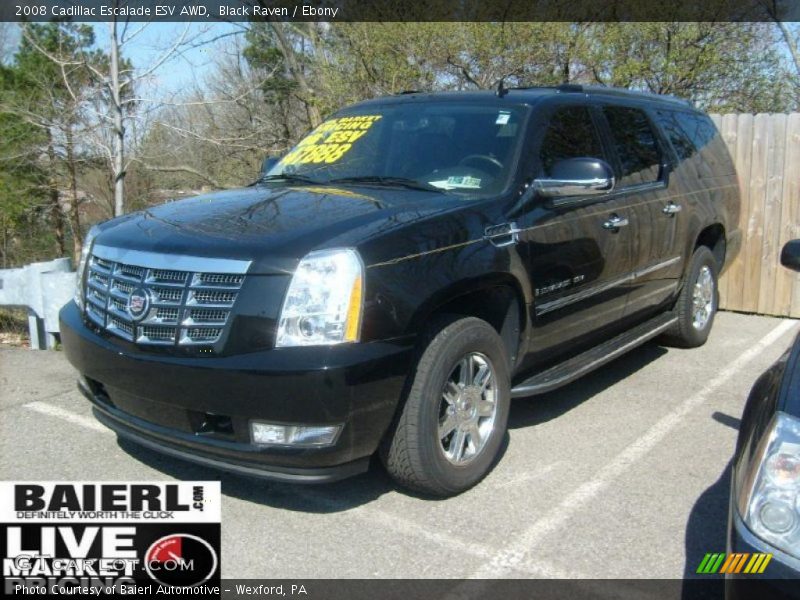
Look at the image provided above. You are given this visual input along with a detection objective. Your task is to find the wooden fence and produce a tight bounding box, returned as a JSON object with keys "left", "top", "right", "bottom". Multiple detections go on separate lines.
{"left": 710, "top": 113, "right": 800, "bottom": 319}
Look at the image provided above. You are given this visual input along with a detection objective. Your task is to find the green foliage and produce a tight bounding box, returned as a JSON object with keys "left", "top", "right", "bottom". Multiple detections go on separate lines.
{"left": 243, "top": 24, "right": 298, "bottom": 97}
{"left": 587, "top": 23, "right": 792, "bottom": 112}
{"left": 2, "top": 21, "right": 799, "bottom": 270}
{"left": 14, "top": 23, "right": 99, "bottom": 115}
{"left": 239, "top": 22, "right": 796, "bottom": 130}
{"left": 0, "top": 23, "right": 110, "bottom": 267}
{"left": 0, "top": 63, "right": 49, "bottom": 267}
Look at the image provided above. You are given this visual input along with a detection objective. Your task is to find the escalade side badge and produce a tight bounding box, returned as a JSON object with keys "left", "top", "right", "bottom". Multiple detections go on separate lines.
{"left": 484, "top": 222, "right": 521, "bottom": 247}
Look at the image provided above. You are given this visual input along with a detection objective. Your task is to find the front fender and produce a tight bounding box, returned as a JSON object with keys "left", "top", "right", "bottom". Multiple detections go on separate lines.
{"left": 360, "top": 236, "right": 531, "bottom": 347}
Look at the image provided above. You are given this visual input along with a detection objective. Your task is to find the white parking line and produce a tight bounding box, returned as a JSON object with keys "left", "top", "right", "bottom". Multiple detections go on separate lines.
{"left": 293, "top": 486, "right": 494, "bottom": 554}
{"left": 295, "top": 486, "right": 583, "bottom": 578}
{"left": 23, "top": 401, "right": 110, "bottom": 434}
{"left": 493, "top": 462, "right": 561, "bottom": 489}
{"left": 471, "top": 318, "right": 798, "bottom": 579}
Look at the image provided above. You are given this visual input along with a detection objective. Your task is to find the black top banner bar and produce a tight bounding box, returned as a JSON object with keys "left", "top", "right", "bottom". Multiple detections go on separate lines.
{"left": 2, "top": 0, "right": 799, "bottom": 23}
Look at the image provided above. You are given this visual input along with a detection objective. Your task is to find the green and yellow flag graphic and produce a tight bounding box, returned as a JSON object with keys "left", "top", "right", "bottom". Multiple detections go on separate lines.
{"left": 696, "top": 552, "right": 772, "bottom": 574}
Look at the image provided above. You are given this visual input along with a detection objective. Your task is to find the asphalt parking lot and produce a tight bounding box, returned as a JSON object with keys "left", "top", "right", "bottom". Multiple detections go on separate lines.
{"left": 1, "top": 311, "right": 798, "bottom": 580}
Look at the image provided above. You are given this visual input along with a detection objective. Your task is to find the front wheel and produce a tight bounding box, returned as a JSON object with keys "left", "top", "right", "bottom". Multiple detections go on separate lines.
{"left": 381, "top": 317, "right": 510, "bottom": 497}
{"left": 661, "top": 245, "right": 719, "bottom": 348}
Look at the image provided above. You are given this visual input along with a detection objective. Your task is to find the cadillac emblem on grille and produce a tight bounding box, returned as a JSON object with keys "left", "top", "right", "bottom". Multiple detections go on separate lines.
{"left": 126, "top": 288, "right": 151, "bottom": 320}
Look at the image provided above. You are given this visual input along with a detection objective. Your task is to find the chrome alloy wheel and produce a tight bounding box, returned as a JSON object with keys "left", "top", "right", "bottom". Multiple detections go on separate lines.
{"left": 438, "top": 352, "right": 498, "bottom": 465}
{"left": 692, "top": 265, "right": 715, "bottom": 330}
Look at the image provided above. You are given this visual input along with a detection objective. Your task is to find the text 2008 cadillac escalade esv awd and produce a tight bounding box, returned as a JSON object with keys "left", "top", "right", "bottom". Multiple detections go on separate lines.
{"left": 61, "top": 85, "right": 742, "bottom": 497}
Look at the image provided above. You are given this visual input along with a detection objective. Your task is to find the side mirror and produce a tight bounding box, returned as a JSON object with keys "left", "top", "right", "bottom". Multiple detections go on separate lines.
{"left": 261, "top": 156, "right": 280, "bottom": 176}
{"left": 781, "top": 239, "right": 800, "bottom": 272}
{"left": 533, "top": 157, "right": 615, "bottom": 198}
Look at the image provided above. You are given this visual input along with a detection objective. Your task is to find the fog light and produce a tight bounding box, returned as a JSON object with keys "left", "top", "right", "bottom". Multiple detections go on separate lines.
{"left": 250, "top": 422, "right": 341, "bottom": 447}
{"left": 759, "top": 501, "right": 797, "bottom": 534}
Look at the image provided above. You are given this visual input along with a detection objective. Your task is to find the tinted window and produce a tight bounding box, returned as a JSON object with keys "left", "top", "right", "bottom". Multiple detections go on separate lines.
{"left": 539, "top": 106, "right": 604, "bottom": 176}
{"left": 683, "top": 112, "right": 736, "bottom": 175}
{"left": 675, "top": 112, "right": 717, "bottom": 151}
{"left": 655, "top": 110, "right": 697, "bottom": 161}
{"left": 603, "top": 106, "right": 662, "bottom": 186}
{"left": 660, "top": 110, "right": 732, "bottom": 175}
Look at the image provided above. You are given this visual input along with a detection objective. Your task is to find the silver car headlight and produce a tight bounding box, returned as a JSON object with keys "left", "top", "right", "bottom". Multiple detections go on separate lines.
{"left": 275, "top": 248, "right": 364, "bottom": 347}
{"left": 74, "top": 225, "right": 100, "bottom": 310}
{"left": 737, "top": 411, "right": 800, "bottom": 559}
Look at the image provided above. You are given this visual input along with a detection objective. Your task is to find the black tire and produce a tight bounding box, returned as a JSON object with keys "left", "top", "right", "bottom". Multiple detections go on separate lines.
{"left": 661, "top": 245, "right": 719, "bottom": 348}
{"left": 381, "top": 316, "right": 511, "bottom": 497}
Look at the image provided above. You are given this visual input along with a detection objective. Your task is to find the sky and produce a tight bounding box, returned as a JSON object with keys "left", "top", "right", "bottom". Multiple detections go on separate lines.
{"left": 93, "top": 21, "right": 244, "bottom": 96}
{"left": 2, "top": 21, "right": 243, "bottom": 94}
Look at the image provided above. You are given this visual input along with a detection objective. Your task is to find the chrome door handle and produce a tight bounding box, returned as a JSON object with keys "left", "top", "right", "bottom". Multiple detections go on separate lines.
{"left": 603, "top": 215, "right": 629, "bottom": 230}
{"left": 484, "top": 222, "right": 521, "bottom": 247}
{"left": 662, "top": 202, "right": 682, "bottom": 215}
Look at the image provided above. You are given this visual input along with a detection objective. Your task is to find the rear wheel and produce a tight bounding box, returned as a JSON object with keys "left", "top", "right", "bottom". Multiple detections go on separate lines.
{"left": 661, "top": 245, "right": 719, "bottom": 348}
{"left": 381, "top": 316, "right": 510, "bottom": 497}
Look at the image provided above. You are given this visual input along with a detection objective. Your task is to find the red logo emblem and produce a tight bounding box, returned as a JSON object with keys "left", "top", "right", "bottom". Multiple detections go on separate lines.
{"left": 127, "top": 288, "right": 150, "bottom": 319}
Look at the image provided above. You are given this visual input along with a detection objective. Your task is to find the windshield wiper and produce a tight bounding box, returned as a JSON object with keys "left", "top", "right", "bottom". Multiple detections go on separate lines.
{"left": 258, "top": 173, "right": 323, "bottom": 185}
{"left": 328, "top": 176, "right": 447, "bottom": 194}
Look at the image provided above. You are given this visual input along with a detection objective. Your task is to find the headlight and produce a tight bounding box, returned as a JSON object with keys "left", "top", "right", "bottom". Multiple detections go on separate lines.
{"left": 737, "top": 412, "right": 800, "bottom": 558}
{"left": 74, "top": 225, "right": 100, "bottom": 310}
{"left": 276, "top": 248, "right": 364, "bottom": 347}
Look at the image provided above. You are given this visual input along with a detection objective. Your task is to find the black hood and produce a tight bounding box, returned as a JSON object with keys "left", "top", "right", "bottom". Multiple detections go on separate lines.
{"left": 95, "top": 184, "right": 461, "bottom": 273}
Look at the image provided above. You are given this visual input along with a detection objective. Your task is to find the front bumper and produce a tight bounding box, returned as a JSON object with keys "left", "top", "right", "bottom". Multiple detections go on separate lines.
{"left": 726, "top": 501, "right": 800, "bottom": 599}
{"left": 60, "top": 301, "right": 414, "bottom": 483}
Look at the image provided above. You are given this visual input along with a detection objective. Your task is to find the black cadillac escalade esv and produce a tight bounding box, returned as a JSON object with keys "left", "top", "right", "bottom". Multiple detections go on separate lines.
{"left": 61, "top": 85, "right": 742, "bottom": 497}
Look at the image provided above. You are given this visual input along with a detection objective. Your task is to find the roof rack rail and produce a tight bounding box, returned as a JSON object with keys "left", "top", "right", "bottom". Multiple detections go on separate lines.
{"left": 554, "top": 83, "right": 694, "bottom": 107}
{"left": 397, "top": 90, "right": 423, "bottom": 95}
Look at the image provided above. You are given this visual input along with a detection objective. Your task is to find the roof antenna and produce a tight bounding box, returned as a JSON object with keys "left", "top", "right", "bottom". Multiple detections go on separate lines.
{"left": 496, "top": 78, "right": 508, "bottom": 98}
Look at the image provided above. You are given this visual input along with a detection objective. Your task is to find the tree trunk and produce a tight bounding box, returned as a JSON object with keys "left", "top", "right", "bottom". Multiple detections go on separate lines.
{"left": 65, "top": 123, "right": 82, "bottom": 265}
{"left": 1, "top": 216, "right": 8, "bottom": 268}
{"left": 776, "top": 21, "right": 800, "bottom": 80}
{"left": 46, "top": 138, "right": 66, "bottom": 256}
{"left": 110, "top": 18, "right": 125, "bottom": 217}
{"left": 269, "top": 22, "right": 322, "bottom": 128}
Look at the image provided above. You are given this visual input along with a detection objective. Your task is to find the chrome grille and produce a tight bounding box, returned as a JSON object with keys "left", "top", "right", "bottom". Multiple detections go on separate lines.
{"left": 119, "top": 264, "right": 146, "bottom": 279}
{"left": 188, "top": 308, "right": 228, "bottom": 323}
{"left": 149, "top": 269, "right": 187, "bottom": 284}
{"left": 152, "top": 287, "right": 183, "bottom": 303}
{"left": 108, "top": 315, "right": 135, "bottom": 339}
{"left": 113, "top": 280, "right": 134, "bottom": 294}
{"left": 83, "top": 248, "right": 249, "bottom": 347}
{"left": 140, "top": 325, "right": 176, "bottom": 344}
{"left": 190, "top": 289, "right": 238, "bottom": 305}
{"left": 156, "top": 307, "right": 180, "bottom": 322}
{"left": 182, "top": 327, "right": 224, "bottom": 344}
{"left": 110, "top": 297, "right": 127, "bottom": 312}
{"left": 194, "top": 273, "right": 244, "bottom": 287}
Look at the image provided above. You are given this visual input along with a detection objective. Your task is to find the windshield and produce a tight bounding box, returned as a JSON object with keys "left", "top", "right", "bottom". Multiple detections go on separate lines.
{"left": 267, "top": 102, "right": 528, "bottom": 199}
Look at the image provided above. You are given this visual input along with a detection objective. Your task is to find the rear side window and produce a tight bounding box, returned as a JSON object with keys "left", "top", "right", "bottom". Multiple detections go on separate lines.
{"left": 655, "top": 109, "right": 733, "bottom": 176}
{"left": 602, "top": 106, "right": 663, "bottom": 186}
{"left": 675, "top": 112, "right": 717, "bottom": 151}
{"left": 539, "top": 106, "right": 604, "bottom": 176}
{"left": 654, "top": 110, "right": 697, "bottom": 161}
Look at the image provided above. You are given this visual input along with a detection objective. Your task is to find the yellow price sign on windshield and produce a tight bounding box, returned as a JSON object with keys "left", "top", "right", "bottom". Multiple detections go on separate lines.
{"left": 280, "top": 115, "right": 382, "bottom": 166}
